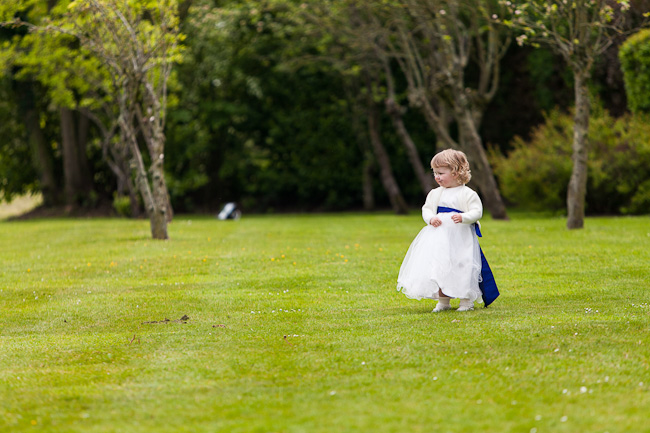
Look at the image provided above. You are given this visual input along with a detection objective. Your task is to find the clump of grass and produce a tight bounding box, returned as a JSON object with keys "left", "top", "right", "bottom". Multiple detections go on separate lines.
{"left": 0, "top": 212, "right": 648, "bottom": 432}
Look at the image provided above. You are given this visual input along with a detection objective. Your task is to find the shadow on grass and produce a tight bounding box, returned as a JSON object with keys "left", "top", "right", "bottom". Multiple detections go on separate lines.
{"left": 386, "top": 305, "right": 436, "bottom": 315}
{"left": 386, "top": 303, "right": 500, "bottom": 316}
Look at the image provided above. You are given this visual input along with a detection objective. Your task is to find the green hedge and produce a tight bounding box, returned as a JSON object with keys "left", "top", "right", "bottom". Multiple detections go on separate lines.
{"left": 490, "top": 107, "right": 650, "bottom": 215}
{"left": 620, "top": 29, "right": 650, "bottom": 114}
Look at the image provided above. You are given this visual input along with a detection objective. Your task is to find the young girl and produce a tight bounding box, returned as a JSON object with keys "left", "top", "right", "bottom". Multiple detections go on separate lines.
{"left": 396, "top": 149, "right": 499, "bottom": 311}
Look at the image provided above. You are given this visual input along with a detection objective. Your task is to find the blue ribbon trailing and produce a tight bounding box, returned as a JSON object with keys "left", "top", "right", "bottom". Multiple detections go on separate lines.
{"left": 436, "top": 206, "right": 499, "bottom": 307}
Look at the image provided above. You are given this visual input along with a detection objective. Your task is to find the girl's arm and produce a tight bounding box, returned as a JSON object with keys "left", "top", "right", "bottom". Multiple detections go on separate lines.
{"left": 421, "top": 189, "right": 439, "bottom": 224}
{"left": 459, "top": 189, "right": 483, "bottom": 224}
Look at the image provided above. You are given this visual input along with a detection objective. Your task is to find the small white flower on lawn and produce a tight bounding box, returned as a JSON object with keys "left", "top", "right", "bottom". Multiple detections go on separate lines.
{"left": 329, "top": 391, "right": 336, "bottom": 396}
{"left": 580, "top": 386, "right": 587, "bottom": 393}
{"left": 561, "top": 416, "right": 568, "bottom": 422}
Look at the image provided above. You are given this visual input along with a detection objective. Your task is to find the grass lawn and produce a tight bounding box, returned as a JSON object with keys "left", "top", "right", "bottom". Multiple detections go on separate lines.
{"left": 1, "top": 211, "right": 649, "bottom": 433}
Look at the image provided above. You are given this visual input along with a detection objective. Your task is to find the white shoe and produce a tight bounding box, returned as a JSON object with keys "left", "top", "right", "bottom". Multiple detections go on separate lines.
{"left": 457, "top": 299, "right": 474, "bottom": 312}
{"left": 432, "top": 298, "right": 451, "bottom": 312}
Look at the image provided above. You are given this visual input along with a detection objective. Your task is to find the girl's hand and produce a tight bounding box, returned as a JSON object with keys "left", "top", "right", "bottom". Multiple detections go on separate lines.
{"left": 451, "top": 214, "right": 463, "bottom": 224}
{"left": 429, "top": 216, "right": 442, "bottom": 227}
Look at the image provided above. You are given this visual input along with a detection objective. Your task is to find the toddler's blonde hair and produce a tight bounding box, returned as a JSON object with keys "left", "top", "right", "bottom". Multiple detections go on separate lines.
{"left": 431, "top": 149, "right": 472, "bottom": 184}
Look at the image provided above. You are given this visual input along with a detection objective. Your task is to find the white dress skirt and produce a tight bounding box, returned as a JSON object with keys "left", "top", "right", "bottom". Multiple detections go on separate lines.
{"left": 397, "top": 188, "right": 483, "bottom": 303}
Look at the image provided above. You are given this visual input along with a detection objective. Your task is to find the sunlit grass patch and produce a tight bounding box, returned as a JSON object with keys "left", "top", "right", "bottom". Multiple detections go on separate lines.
{"left": 0, "top": 193, "right": 42, "bottom": 220}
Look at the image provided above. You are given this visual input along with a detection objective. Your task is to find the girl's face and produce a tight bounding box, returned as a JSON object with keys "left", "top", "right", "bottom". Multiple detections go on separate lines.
{"left": 433, "top": 166, "right": 461, "bottom": 188}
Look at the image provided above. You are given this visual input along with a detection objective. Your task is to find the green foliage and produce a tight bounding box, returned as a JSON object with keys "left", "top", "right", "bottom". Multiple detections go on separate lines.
{"left": 0, "top": 0, "right": 98, "bottom": 109}
{"left": 0, "top": 77, "right": 36, "bottom": 200}
{"left": 497, "top": 0, "right": 632, "bottom": 74}
{"left": 165, "top": 0, "right": 385, "bottom": 212}
{"left": 1, "top": 214, "right": 650, "bottom": 431}
{"left": 490, "top": 106, "right": 650, "bottom": 215}
{"left": 4, "top": 0, "right": 641, "bottom": 215}
{"left": 0, "top": 1, "right": 113, "bottom": 206}
{"left": 112, "top": 193, "right": 132, "bottom": 217}
{"left": 489, "top": 109, "right": 573, "bottom": 212}
{"left": 619, "top": 28, "right": 650, "bottom": 114}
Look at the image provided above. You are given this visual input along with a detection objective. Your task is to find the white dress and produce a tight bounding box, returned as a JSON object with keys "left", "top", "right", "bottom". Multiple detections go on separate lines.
{"left": 396, "top": 186, "right": 483, "bottom": 302}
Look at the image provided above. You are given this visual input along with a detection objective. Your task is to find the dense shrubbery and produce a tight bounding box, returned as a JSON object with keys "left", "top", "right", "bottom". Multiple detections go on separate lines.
{"left": 620, "top": 29, "right": 650, "bottom": 114}
{"left": 490, "top": 106, "right": 650, "bottom": 215}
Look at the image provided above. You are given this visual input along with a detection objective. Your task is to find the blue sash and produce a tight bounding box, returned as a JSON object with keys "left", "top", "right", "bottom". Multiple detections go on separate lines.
{"left": 437, "top": 206, "right": 500, "bottom": 307}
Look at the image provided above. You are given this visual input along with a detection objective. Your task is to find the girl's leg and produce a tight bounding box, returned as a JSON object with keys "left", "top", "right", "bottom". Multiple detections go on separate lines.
{"left": 432, "top": 289, "right": 451, "bottom": 312}
{"left": 458, "top": 299, "right": 474, "bottom": 312}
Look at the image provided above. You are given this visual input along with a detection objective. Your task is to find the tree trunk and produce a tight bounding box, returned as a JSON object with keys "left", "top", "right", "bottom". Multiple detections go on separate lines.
{"left": 105, "top": 133, "right": 142, "bottom": 217}
{"left": 367, "top": 102, "right": 409, "bottom": 215}
{"left": 161, "top": 174, "right": 173, "bottom": 223}
{"left": 417, "top": 97, "right": 457, "bottom": 149}
{"left": 60, "top": 107, "right": 93, "bottom": 207}
{"left": 379, "top": 52, "right": 433, "bottom": 194}
{"left": 76, "top": 110, "right": 92, "bottom": 191}
{"left": 150, "top": 153, "right": 170, "bottom": 239}
{"left": 131, "top": 144, "right": 168, "bottom": 240}
{"left": 134, "top": 100, "right": 174, "bottom": 224}
{"left": 457, "top": 111, "right": 509, "bottom": 220}
{"left": 24, "top": 108, "right": 58, "bottom": 206}
{"left": 116, "top": 131, "right": 142, "bottom": 218}
{"left": 362, "top": 150, "right": 375, "bottom": 210}
{"left": 120, "top": 109, "right": 168, "bottom": 240}
{"left": 566, "top": 72, "right": 590, "bottom": 229}
{"left": 344, "top": 80, "right": 377, "bottom": 211}
{"left": 15, "top": 80, "right": 59, "bottom": 206}
{"left": 60, "top": 107, "right": 78, "bottom": 206}
{"left": 385, "top": 98, "right": 433, "bottom": 194}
